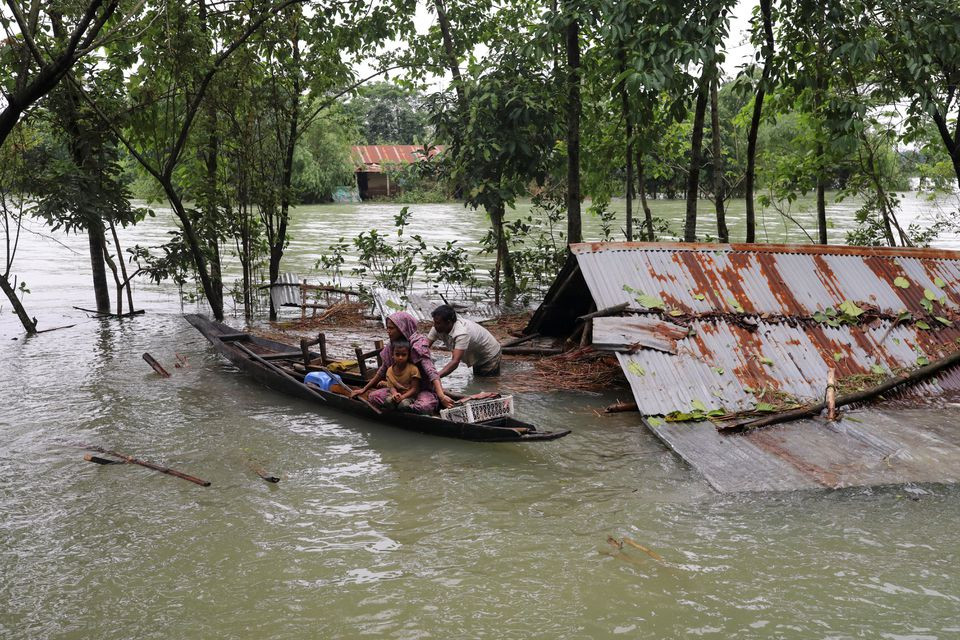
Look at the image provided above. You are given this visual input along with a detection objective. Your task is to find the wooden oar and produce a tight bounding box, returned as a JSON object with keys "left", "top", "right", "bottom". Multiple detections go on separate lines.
{"left": 80, "top": 445, "right": 210, "bottom": 486}
{"left": 236, "top": 342, "right": 326, "bottom": 403}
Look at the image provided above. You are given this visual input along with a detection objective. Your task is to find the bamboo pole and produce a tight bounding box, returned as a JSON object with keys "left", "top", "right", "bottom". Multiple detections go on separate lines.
{"left": 80, "top": 445, "right": 210, "bottom": 486}
{"left": 826, "top": 367, "right": 836, "bottom": 421}
{"left": 720, "top": 348, "right": 960, "bottom": 434}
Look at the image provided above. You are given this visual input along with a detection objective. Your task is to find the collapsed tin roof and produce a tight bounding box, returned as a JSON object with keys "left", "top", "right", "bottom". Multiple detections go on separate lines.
{"left": 527, "top": 242, "right": 960, "bottom": 492}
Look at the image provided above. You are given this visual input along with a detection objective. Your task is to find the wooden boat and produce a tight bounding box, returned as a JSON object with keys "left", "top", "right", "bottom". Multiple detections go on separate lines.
{"left": 186, "top": 314, "right": 571, "bottom": 442}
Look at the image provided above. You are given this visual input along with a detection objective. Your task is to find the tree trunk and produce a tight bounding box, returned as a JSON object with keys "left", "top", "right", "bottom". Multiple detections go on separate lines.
{"left": 0, "top": 273, "right": 37, "bottom": 334}
{"left": 637, "top": 149, "right": 654, "bottom": 241}
{"left": 710, "top": 77, "right": 728, "bottom": 243}
{"left": 745, "top": 0, "right": 774, "bottom": 244}
{"left": 815, "top": 24, "right": 828, "bottom": 244}
{"left": 433, "top": 0, "right": 466, "bottom": 109}
{"left": 161, "top": 182, "right": 224, "bottom": 320}
{"left": 931, "top": 109, "right": 960, "bottom": 191}
{"left": 489, "top": 201, "right": 517, "bottom": 304}
{"left": 684, "top": 68, "right": 710, "bottom": 242}
{"left": 565, "top": 13, "right": 582, "bottom": 245}
{"left": 0, "top": 0, "right": 117, "bottom": 148}
{"left": 108, "top": 219, "right": 134, "bottom": 313}
{"left": 618, "top": 50, "right": 633, "bottom": 242}
{"left": 816, "top": 176, "right": 827, "bottom": 244}
{"left": 270, "top": 24, "right": 301, "bottom": 321}
{"left": 87, "top": 223, "right": 111, "bottom": 313}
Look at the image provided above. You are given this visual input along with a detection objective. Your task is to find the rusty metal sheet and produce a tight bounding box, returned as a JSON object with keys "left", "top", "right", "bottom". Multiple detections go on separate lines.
{"left": 645, "top": 405, "right": 960, "bottom": 493}
{"left": 557, "top": 242, "right": 960, "bottom": 491}
{"left": 572, "top": 243, "right": 960, "bottom": 319}
{"left": 592, "top": 316, "right": 686, "bottom": 353}
{"left": 352, "top": 145, "right": 443, "bottom": 171}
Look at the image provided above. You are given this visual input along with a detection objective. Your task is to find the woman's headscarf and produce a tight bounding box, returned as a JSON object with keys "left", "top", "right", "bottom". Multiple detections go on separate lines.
{"left": 377, "top": 311, "right": 439, "bottom": 382}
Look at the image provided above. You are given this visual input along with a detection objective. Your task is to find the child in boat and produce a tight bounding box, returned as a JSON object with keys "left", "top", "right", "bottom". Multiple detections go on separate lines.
{"left": 368, "top": 340, "right": 422, "bottom": 411}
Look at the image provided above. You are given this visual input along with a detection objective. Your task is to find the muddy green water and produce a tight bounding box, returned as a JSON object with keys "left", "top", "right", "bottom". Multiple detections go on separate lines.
{"left": 2, "top": 196, "right": 959, "bottom": 638}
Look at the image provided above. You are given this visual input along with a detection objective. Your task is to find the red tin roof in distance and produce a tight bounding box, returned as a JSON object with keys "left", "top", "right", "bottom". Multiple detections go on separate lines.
{"left": 351, "top": 145, "right": 443, "bottom": 172}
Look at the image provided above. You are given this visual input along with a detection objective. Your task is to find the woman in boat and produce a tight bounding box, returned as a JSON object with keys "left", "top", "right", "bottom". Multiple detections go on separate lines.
{"left": 351, "top": 311, "right": 455, "bottom": 412}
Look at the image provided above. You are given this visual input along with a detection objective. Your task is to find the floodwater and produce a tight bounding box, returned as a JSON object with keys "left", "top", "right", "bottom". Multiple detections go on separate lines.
{"left": 2, "top": 195, "right": 960, "bottom": 638}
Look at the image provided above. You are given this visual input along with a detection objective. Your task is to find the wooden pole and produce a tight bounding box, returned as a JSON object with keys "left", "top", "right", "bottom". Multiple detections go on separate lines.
{"left": 355, "top": 346, "right": 368, "bottom": 379}
{"left": 576, "top": 302, "right": 630, "bottom": 322}
{"left": 374, "top": 339, "right": 384, "bottom": 369}
{"left": 318, "top": 333, "right": 328, "bottom": 363}
{"left": 83, "top": 453, "right": 122, "bottom": 465}
{"left": 80, "top": 445, "right": 210, "bottom": 486}
{"left": 300, "top": 337, "right": 311, "bottom": 366}
{"left": 300, "top": 280, "right": 306, "bottom": 322}
{"left": 720, "top": 348, "right": 960, "bottom": 434}
{"left": 502, "top": 332, "right": 540, "bottom": 348}
{"left": 142, "top": 353, "right": 171, "bottom": 378}
{"left": 826, "top": 367, "right": 836, "bottom": 421}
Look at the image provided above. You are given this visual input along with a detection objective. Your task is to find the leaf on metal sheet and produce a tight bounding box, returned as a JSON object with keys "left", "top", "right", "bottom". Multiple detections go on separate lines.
{"left": 870, "top": 364, "right": 885, "bottom": 375}
{"left": 893, "top": 276, "right": 910, "bottom": 288}
{"left": 385, "top": 298, "right": 404, "bottom": 310}
{"left": 646, "top": 416, "right": 663, "bottom": 427}
{"left": 635, "top": 293, "right": 664, "bottom": 310}
{"left": 627, "top": 362, "right": 646, "bottom": 377}
{"left": 916, "top": 355, "right": 930, "bottom": 366}
{"left": 935, "top": 316, "right": 953, "bottom": 326}
{"left": 727, "top": 297, "right": 744, "bottom": 313}
{"left": 707, "top": 409, "right": 726, "bottom": 417}
{"left": 833, "top": 352, "right": 844, "bottom": 362}
{"left": 838, "top": 300, "right": 863, "bottom": 318}
{"left": 916, "top": 320, "right": 931, "bottom": 330}
{"left": 759, "top": 356, "right": 774, "bottom": 366}
{"left": 897, "top": 310, "right": 913, "bottom": 322}
{"left": 711, "top": 366, "right": 725, "bottom": 375}
{"left": 694, "top": 293, "right": 706, "bottom": 301}
{"left": 668, "top": 309, "right": 683, "bottom": 317}
{"left": 754, "top": 402, "right": 777, "bottom": 413}
{"left": 924, "top": 288, "right": 937, "bottom": 301}
{"left": 934, "top": 276, "right": 946, "bottom": 288}
{"left": 921, "top": 298, "right": 934, "bottom": 313}
{"left": 691, "top": 399, "right": 707, "bottom": 412}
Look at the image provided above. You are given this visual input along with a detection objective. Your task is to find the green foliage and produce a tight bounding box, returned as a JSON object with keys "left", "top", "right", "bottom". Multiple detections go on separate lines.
{"left": 343, "top": 81, "right": 430, "bottom": 144}
{"left": 351, "top": 206, "right": 426, "bottom": 296}
{"left": 421, "top": 241, "right": 479, "bottom": 298}
{"left": 295, "top": 108, "right": 358, "bottom": 202}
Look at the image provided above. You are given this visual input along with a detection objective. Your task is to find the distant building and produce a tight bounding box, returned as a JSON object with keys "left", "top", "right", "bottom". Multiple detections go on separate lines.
{"left": 351, "top": 145, "right": 443, "bottom": 200}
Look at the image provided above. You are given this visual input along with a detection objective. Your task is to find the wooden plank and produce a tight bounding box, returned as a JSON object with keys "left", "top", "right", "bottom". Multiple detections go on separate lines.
{"left": 142, "top": 353, "right": 171, "bottom": 377}
{"left": 592, "top": 316, "right": 687, "bottom": 354}
{"left": 217, "top": 333, "right": 251, "bottom": 342}
{"left": 257, "top": 351, "right": 304, "bottom": 361}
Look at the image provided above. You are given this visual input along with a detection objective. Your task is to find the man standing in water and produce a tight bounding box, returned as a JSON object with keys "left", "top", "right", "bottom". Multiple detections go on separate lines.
{"left": 427, "top": 305, "right": 503, "bottom": 377}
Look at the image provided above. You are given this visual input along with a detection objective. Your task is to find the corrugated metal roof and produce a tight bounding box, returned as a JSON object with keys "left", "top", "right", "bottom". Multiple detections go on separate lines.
{"left": 568, "top": 242, "right": 960, "bottom": 416}
{"left": 351, "top": 145, "right": 443, "bottom": 172}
